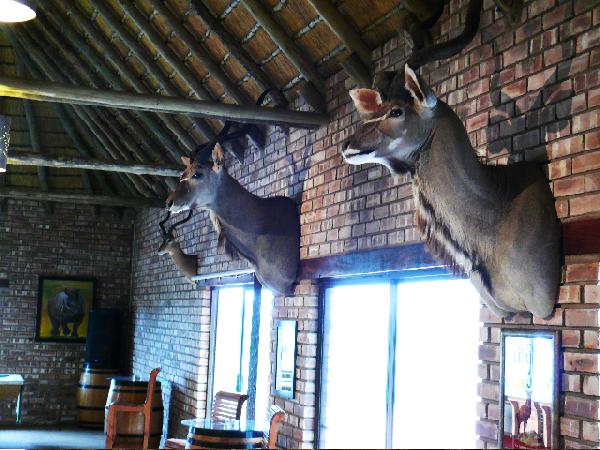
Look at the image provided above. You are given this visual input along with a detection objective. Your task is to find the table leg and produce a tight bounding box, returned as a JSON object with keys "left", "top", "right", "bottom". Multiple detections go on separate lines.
{"left": 16, "top": 384, "right": 23, "bottom": 424}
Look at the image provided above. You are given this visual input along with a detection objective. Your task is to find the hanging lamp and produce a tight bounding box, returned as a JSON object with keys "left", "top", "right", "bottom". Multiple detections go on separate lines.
{"left": 0, "top": 0, "right": 36, "bottom": 23}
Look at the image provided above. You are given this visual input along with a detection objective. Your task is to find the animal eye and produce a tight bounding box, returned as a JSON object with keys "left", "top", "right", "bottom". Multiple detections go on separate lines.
{"left": 389, "top": 108, "right": 404, "bottom": 118}
{"left": 192, "top": 172, "right": 203, "bottom": 179}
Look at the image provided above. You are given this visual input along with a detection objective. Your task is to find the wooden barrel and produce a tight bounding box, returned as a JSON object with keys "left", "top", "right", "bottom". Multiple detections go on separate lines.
{"left": 77, "top": 365, "right": 118, "bottom": 429}
{"left": 104, "top": 378, "right": 163, "bottom": 448}
{"left": 185, "top": 421, "right": 263, "bottom": 449}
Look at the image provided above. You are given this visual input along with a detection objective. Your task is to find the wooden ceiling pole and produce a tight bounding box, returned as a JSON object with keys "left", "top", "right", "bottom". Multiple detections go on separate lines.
{"left": 306, "top": 0, "right": 372, "bottom": 87}
{"left": 307, "top": 0, "right": 372, "bottom": 67}
{"left": 8, "top": 152, "right": 181, "bottom": 177}
{"left": 33, "top": 14, "right": 177, "bottom": 192}
{"left": 240, "top": 0, "right": 327, "bottom": 110}
{"left": 0, "top": 76, "right": 329, "bottom": 128}
{"left": 12, "top": 54, "right": 49, "bottom": 192}
{"left": 14, "top": 28, "right": 153, "bottom": 198}
{"left": 147, "top": 0, "right": 252, "bottom": 105}
{"left": 9, "top": 39, "right": 119, "bottom": 198}
{"left": 24, "top": 25, "right": 167, "bottom": 197}
{"left": 49, "top": 1, "right": 197, "bottom": 158}
{"left": 188, "top": 0, "right": 288, "bottom": 107}
{"left": 88, "top": 0, "right": 216, "bottom": 143}
{"left": 0, "top": 187, "right": 164, "bottom": 208}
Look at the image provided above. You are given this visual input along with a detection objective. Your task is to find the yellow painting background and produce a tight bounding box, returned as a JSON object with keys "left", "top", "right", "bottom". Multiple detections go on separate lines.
{"left": 38, "top": 279, "right": 94, "bottom": 339}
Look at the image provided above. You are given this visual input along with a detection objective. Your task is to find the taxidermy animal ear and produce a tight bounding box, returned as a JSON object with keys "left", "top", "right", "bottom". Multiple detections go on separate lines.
{"left": 349, "top": 88, "right": 383, "bottom": 116}
{"left": 212, "top": 143, "right": 224, "bottom": 169}
{"left": 181, "top": 156, "right": 191, "bottom": 166}
{"left": 404, "top": 64, "right": 437, "bottom": 109}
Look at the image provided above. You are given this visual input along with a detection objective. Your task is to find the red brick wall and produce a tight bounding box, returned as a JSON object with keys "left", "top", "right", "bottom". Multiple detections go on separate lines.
{"left": 128, "top": 0, "right": 600, "bottom": 448}
{"left": 0, "top": 200, "right": 133, "bottom": 424}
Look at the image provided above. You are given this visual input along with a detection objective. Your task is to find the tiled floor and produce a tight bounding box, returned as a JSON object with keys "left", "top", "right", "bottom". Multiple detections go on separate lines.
{"left": 0, "top": 426, "right": 105, "bottom": 449}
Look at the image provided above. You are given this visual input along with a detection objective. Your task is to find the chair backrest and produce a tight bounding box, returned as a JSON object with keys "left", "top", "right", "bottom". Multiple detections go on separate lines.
{"left": 211, "top": 391, "right": 248, "bottom": 421}
{"left": 144, "top": 368, "right": 161, "bottom": 408}
{"left": 263, "top": 405, "right": 285, "bottom": 449}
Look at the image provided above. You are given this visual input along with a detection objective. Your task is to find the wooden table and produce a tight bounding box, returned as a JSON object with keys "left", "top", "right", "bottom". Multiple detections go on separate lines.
{"left": 181, "top": 418, "right": 264, "bottom": 449}
{"left": 0, "top": 374, "right": 24, "bottom": 424}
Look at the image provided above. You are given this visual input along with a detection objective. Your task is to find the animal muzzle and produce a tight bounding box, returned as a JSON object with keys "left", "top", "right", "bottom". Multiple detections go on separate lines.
{"left": 342, "top": 140, "right": 377, "bottom": 164}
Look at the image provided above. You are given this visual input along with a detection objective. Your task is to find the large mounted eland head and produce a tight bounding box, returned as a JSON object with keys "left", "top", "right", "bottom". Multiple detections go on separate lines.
{"left": 341, "top": 0, "right": 560, "bottom": 319}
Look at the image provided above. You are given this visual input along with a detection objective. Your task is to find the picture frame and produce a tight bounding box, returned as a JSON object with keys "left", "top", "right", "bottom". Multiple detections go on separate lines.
{"left": 498, "top": 329, "right": 560, "bottom": 450}
{"left": 35, "top": 276, "right": 97, "bottom": 343}
{"left": 273, "top": 320, "right": 297, "bottom": 399}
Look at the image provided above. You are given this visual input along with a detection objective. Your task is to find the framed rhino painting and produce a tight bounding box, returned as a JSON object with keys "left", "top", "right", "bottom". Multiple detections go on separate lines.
{"left": 35, "top": 276, "right": 96, "bottom": 342}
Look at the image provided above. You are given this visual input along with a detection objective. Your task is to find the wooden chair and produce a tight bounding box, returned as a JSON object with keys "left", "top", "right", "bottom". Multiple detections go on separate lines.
{"left": 262, "top": 405, "right": 286, "bottom": 449}
{"left": 211, "top": 390, "right": 249, "bottom": 421}
{"left": 105, "top": 368, "right": 160, "bottom": 450}
{"left": 163, "top": 391, "right": 248, "bottom": 449}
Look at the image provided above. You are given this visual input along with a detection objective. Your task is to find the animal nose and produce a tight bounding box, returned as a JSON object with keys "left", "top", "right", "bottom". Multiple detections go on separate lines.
{"left": 342, "top": 139, "right": 350, "bottom": 151}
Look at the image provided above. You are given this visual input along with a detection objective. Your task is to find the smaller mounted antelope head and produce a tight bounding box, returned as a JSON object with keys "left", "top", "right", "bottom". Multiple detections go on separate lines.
{"left": 342, "top": 0, "right": 560, "bottom": 318}
{"left": 166, "top": 143, "right": 300, "bottom": 295}
{"left": 158, "top": 211, "right": 198, "bottom": 285}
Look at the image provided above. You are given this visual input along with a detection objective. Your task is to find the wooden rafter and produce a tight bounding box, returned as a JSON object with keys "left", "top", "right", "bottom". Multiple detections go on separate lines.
{"left": 189, "top": 0, "right": 288, "bottom": 107}
{"left": 0, "top": 76, "right": 329, "bottom": 128}
{"left": 10, "top": 37, "right": 123, "bottom": 198}
{"left": 306, "top": 0, "right": 372, "bottom": 87}
{"left": 32, "top": 14, "right": 177, "bottom": 192}
{"left": 240, "top": 0, "right": 327, "bottom": 99}
{"left": 12, "top": 54, "right": 49, "bottom": 192}
{"left": 149, "top": 0, "right": 252, "bottom": 105}
{"left": 0, "top": 187, "right": 164, "bottom": 208}
{"left": 306, "top": 0, "right": 372, "bottom": 66}
{"left": 14, "top": 28, "right": 153, "bottom": 198}
{"left": 88, "top": 0, "right": 216, "bottom": 143}
{"left": 40, "top": 1, "right": 190, "bottom": 166}
{"left": 8, "top": 152, "right": 181, "bottom": 177}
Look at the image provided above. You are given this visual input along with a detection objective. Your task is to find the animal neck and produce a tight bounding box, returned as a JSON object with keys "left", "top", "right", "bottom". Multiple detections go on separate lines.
{"left": 168, "top": 244, "right": 197, "bottom": 278}
{"left": 209, "top": 171, "right": 266, "bottom": 263}
{"left": 413, "top": 102, "right": 505, "bottom": 272}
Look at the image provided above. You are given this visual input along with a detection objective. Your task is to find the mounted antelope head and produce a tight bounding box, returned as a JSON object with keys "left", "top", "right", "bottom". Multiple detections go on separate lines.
{"left": 158, "top": 211, "right": 197, "bottom": 285}
{"left": 342, "top": 0, "right": 560, "bottom": 318}
{"left": 166, "top": 143, "right": 300, "bottom": 295}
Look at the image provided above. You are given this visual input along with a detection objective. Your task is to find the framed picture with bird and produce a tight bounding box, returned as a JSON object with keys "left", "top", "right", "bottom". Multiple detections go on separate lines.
{"left": 35, "top": 276, "right": 96, "bottom": 343}
{"left": 498, "top": 329, "right": 560, "bottom": 449}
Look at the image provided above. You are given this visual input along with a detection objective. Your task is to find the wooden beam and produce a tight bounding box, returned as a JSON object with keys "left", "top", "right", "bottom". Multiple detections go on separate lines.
{"left": 149, "top": 0, "right": 252, "bottom": 105}
{"left": 340, "top": 53, "right": 373, "bottom": 87}
{"left": 240, "top": 0, "right": 327, "bottom": 95}
{"left": 86, "top": 0, "right": 216, "bottom": 143}
{"left": 189, "top": 0, "right": 288, "bottom": 107}
{"left": 13, "top": 56, "right": 49, "bottom": 192}
{"left": 9, "top": 39, "right": 118, "bottom": 197}
{"left": 41, "top": 1, "right": 191, "bottom": 162}
{"left": 32, "top": 14, "right": 178, "bottom": 192}
{"left": 299, "top": 242, "right": 442, "bottom": 279}
{"left": 13, "top": 28, "right": 152, "bottom": 198}
{"left": 0, "top": 75, "right": 329, "bottom": 128}
{"left": 8, "top": 152, "right": 181, "bottom": 177}
{"left": 306, "top": 0, "right": 372, "bottom": 67}
{"left": 0, "top": 187, "right": 164, "bottom": 208}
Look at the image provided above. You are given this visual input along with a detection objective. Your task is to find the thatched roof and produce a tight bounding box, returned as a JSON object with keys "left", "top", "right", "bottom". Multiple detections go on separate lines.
{"left": 0, "top": 0, "right": 410, "bottom": 206}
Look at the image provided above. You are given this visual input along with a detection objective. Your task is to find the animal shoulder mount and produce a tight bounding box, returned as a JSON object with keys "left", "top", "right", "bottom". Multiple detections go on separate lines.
{"left": 342, "top": 0, "right": 560, "bottom": 318}
{"left": 158, "top": 210, "right": 198, "bottom": 285}
{"left": 167, "top": 143, "right": 300, "bottom": 295}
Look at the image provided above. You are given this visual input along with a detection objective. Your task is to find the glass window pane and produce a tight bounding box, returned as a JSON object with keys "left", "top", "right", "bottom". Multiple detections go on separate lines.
{"left": 212, "top": 287, "right": 245, "bottom": 395}
{"left": 393, "top": 279, "right": 480, "bottom": 449}
{"left": 320, "top": 283, "right": 390, "bottom": 449}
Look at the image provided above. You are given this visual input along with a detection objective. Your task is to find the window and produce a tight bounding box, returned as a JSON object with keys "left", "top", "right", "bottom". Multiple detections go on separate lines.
{"left": 209, "top": 284, "right": 273, "bottom": 425}
{"left": 319, "top": 277, "right": 480, "bottom": 449}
